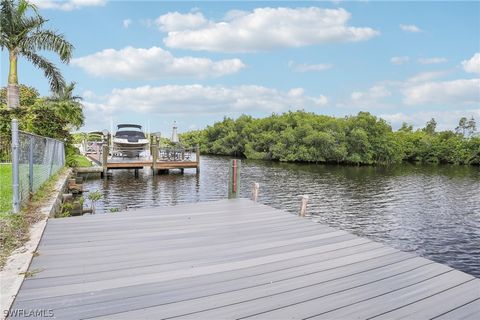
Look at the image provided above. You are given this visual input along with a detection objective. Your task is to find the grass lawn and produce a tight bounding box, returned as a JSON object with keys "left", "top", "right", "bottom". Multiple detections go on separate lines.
{"left": 0, "top": 163, "right": 12, "bottom": 214}
{"left": 0, "top": 156, "right": 89, "bottom": 213}
{"left": 71, "top": 154, "right": 92, "bottom": 167}
{"left": 0, "top": 168, "right": 66, "bottom": 268}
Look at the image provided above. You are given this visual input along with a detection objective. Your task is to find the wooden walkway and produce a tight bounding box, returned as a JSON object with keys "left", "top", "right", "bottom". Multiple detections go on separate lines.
{"left": 10, "top": 199, "right": 480, "bottom": 319}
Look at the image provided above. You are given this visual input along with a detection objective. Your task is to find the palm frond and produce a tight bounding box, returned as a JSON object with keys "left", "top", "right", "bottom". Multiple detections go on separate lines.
{"left": 0, "top": 0, "right": 44, "bottom": 49}
{"left": 26, "top": 29, "right": 73, "bottom": 62}
{"left": 18, "top": 0, "right": 39, "bottom": 16}
{"left": 64, "top": 82, "right": 83, "bottom": 101}
{"left": 22, "top": 50, "right": 65, "bottom": 93}
{"left": 16, "top": 15, "right": 45, "bottom": 41}
{"left": 1, "top": 0, "right": 74, "bottom": 98}
{"left": 0, "top": 0, "right": 15, "bottom": 48}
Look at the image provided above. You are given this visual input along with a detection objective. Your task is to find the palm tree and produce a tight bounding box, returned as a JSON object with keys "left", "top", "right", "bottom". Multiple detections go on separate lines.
{"left": 0, "top": 0, "right": 74, "bottom": 109}
{"left": 46, "top": 81, "right": 84, "bottom": 130}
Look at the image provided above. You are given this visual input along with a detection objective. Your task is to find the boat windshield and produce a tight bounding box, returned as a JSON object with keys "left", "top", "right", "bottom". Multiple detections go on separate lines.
{"left": 117, "top": 124, "right": 142, "bottom": 131}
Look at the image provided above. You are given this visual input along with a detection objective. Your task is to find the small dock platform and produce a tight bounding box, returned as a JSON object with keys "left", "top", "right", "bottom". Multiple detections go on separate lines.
{"left": 9, "top": 199, "right": 480, "bottom": 319}
{"left": 82, "top": 145, "right": 200, "bottom": 175}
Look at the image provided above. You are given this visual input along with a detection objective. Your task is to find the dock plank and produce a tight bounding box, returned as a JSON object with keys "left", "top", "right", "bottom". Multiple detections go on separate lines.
{"left": 432, "top": 298, "right": 480, "bottom": 320}
{"left": 9, "top": 199, "right": 480, "bottom": 319}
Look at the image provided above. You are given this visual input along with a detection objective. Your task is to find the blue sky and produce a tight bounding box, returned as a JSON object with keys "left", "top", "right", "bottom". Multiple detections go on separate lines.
{"left": 2, "top": 0, "right": 479, "bottom": 133}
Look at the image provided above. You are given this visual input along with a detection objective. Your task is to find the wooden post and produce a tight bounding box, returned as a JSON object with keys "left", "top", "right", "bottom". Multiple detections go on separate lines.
{"left": 151, "top": 144, "right": 158, "bottom": 175}
{"left": 195, "top": 144, "right": 200, "bottom": 173}
{"left": 149, "top": 135, "right": 154, "bottom": 157}
{"left": 102, "top": 144, "right": 109, "bottom": 178}
{"left": 299, "top": 195, "right": 309, "bottom": 217}
{"left": 228, "top": 159, "right": 241, "bottom": 199}
{"left": 251, "top": 182, "right": 259, "bottom": 202}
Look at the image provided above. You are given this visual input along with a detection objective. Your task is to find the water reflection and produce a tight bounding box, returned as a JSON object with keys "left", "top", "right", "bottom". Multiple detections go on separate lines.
{"left": 81, "top": 156, "right": 480, "bottom": 277}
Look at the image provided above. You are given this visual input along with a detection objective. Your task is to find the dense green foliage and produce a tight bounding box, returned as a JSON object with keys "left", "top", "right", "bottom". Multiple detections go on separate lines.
{"left": 180, "top": 111, "right": 480, "bottom": 165}
{"left": 0, "top": 84, "right": 85, "bottom": 165}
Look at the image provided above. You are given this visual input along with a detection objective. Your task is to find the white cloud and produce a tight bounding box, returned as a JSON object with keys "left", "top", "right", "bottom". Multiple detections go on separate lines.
{"left": 381, "top": 109, "right": 480, "bottom": 131}
{"left": 222, "top": 9, "right": 248, "bottom": 21}
{"left": 351, "top": 85, "right": 391, "bottom": 100}
{"left": 288, "top": 61, "right": 333, "bottom": 72}
{"left": 462, "top": 53, "right": 480, "bottom": 74}
{"left": 72, "top": 46, "right": 245, "bottom": 79}
{"left": 391, "top": 56, "right": 410, "bottom": 65}
{"left": 342, "top": 85, "right": 391, "bottom": 108}
{"left": 155, "top": 12, "right": 209, "bottom": 32}
{"left": 31, "top": 0, "right": 106, "bottom": 11}
{"left": 82, "top": 90, "right": 96, "bottom": 99}
{"left": 84, "top": 84, "right": 328, "bottom": 116}
{"left": 406, "top": 70, "right": 448, "bottom": 83}
{"left": 122, "top": 19, "right": 132, "bottom": 29}
{"left": 400, "top": 24, "right": 422, "bottom": 33}
{"left": 403, "top": 78, "right": 480, "bottom": 105}
{"left": 157, "top": 7, "right": 379, "bottom": 52}
{"left": 418, "top": 57, "right": 447, "bottom": 64}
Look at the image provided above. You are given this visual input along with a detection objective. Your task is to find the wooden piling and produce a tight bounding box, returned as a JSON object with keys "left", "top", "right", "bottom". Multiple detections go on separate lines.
{"left": 299, "top": 195, "right": 309, "bottom": 217}
{"left": 195, "top": 144, "right": 200, "bottom": 173}
{"left": 151, "top": 144, "right": 158, "bottom": 175}
{"left": 102, "top": 144, "right": 109, "bottom": 178}
{"left": 251, "top": 182, "right": 260, "bottom": 202}
{"left": 228, "top": 159, "right": 241, "bottom": 199}
{"left": 149, "top": 135, "right": 154, "bottom": 155}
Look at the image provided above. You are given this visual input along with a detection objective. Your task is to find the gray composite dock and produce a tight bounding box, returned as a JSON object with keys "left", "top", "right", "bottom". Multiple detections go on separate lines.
{"left": 10, "top": 199, "right": 480, "bottom": 319}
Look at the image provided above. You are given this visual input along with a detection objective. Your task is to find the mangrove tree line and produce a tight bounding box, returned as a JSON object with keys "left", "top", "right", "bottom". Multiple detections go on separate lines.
{"left": 180, "top": 111, "right": 480, "bottom": 165}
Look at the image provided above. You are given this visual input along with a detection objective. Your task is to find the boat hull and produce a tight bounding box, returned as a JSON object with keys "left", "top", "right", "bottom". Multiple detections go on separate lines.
{"left": 112, "top": 139, "right": 149, "bottom": 158}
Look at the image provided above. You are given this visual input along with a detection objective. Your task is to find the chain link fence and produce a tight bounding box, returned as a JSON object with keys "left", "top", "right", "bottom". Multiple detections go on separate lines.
{"left": 1, "top": 119, "right": 65, "bottom": 213}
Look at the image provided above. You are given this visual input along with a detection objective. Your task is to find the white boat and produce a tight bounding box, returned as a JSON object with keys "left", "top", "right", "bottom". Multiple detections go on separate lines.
{"left": 112, "top": 124, "right": 149, "bottom": 157}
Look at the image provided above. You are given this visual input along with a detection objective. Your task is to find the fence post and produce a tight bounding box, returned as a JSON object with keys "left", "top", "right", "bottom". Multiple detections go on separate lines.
{"left": 49, "top": 139, "right": 57, "bottom": 177}
{"left": 251, "top": 182, "right": 259, "bottom": 202}
{"left": 60, "top": 142, "right": 65, "bottom": 167}
{"left": 228, "top": 159, "right": 241, "bottom": 199}
{"left": 299, "top": 195, "right": 309, "bottom": 217}
{"left": 11, "top": 119, "right": 20, "bottom": 213}
{"left": 28, "top": 135, "right": 34, "bottom": 193}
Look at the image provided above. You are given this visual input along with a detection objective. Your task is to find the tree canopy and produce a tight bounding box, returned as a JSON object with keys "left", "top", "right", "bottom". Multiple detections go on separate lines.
{"left": 0, "top": 84, "right": 85, "bottom": 166}
{"left": 0, "top": 0, "right": 74, "bottom": 108}
{"left": 180, "top": 111, "right": 480, "bottom": 166}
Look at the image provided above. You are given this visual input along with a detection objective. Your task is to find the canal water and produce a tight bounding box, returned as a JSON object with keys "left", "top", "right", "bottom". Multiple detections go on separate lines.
{"left": 80, "top": 155, "right": 480, "bottom": 278}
